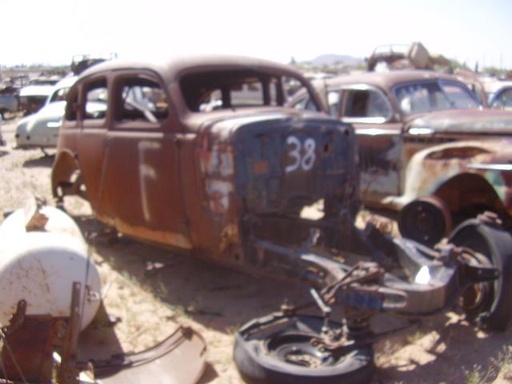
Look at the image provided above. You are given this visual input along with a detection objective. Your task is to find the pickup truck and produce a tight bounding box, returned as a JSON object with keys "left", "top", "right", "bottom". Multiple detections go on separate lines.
{"left": 49, "top": 56, "right": 512, "bottom": 384}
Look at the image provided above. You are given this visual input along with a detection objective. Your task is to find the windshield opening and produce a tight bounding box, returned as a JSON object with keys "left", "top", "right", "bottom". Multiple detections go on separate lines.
{"left": 180, "top": 70, "right": 313, "bottom": 112}
{"left": 393, "top": 80, "right": 480, "bottom": 115}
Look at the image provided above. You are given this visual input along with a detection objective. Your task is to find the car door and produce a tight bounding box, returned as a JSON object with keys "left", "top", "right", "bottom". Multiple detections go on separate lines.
{"left": 337, "top": 85, "right": 403, "bottom": 207}
{"left": 99, "top": 71, "right": 191, "bottom": 249}
{"left": 75, "top": 75, "right": 110, "bottom": 215}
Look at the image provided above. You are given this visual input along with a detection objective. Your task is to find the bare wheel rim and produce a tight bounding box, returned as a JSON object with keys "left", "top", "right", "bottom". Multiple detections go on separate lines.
{"left": 266, "top": 333, "right": 339, "bottom": 368}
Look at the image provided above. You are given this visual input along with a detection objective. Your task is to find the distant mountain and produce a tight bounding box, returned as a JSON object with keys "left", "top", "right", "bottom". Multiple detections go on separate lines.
{"left": 306, "top": 54, "right": 364, "bottom": 67}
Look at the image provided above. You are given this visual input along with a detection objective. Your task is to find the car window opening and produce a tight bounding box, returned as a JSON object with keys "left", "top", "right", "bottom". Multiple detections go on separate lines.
{"left": 180, "top": 70, "right": 288, "bottom": 112}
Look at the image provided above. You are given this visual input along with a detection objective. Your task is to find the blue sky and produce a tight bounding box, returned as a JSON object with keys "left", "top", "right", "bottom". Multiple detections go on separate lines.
{"left": 2, "top": 0, "right": 511, "bottom": 69}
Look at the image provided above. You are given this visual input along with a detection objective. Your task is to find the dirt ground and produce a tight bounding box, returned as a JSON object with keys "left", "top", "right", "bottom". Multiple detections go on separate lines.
{"left": 1, "top": 117, "right": 512, "bottom": 383}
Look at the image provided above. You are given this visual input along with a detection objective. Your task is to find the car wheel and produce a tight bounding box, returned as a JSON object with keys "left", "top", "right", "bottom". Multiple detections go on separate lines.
{"left": 233, "top": 314, "right": 375, "bottom": 384}
{"left": 449, "top": 218, "right": 512, "bottom": 331}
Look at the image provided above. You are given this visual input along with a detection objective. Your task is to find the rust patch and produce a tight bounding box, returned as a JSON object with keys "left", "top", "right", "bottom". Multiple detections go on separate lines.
{"left": 252, "top": 160, "right": 269, "bottom": 174}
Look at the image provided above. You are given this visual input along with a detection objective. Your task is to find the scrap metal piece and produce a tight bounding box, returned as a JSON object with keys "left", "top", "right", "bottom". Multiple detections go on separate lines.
{"left": 0, "top": 301, "right": 64, "bottom": 383}
{"left": 1, "top": 318, "right": 56, "bottom": 383}
{"left": 91, "top": 326, "right": 207, "bottom": 384}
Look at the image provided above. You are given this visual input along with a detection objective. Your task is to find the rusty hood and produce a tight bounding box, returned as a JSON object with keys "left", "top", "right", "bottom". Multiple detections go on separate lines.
{"left": 406, "top": 109, "right": 512, "bottom": 135}
{"left": 418, "top": 139, "right": 512, "bottom": 165}
{"left": 195, "top": 109, "right": 358, "bottom": 216}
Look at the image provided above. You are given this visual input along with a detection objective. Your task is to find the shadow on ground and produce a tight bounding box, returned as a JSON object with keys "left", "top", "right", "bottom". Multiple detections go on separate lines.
{"left": 72, "top": 214, "right": 512, "bottom": 384}
{"left": 22, "top": 153, "right": 55, "bottom": 167}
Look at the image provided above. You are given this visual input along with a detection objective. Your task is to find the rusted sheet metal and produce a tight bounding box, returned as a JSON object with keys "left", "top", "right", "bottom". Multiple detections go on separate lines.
{"left": 92, "top": 326, "right": 207, "bottom": 384}
{"left": 199, "top": 133, "right": 235, "bottom": 215}
{"left": 408, "top": 109, "right": 512, "bottom": 134}
{"left": 0, "top": 302, "right": 58, "bottom": 383}
{"left": 397, "top": 112, "right": 512, "bottom": 215}
{"left": 195, "top": 112, "right": 358, "bottom": 263}
{"left": 366, "top": 42, "right": 452, "bottom": 72}
{"left": 356, "top": 125, "right": 402, "bottom": 204}
{"left": 387, "top": 140, "right": 512, "bottom": 213}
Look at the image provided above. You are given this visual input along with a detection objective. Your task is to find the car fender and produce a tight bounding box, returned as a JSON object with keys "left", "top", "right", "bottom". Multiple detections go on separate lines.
{"left": 384, "top": 140, "right": 507, "bottom": 210}
{"left": 52, "top": 148, "right": 82, "bottom": 197}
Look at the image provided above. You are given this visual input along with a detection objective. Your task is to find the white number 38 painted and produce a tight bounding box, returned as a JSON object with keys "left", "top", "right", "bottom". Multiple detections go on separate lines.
{"left": 284, "top": 136, "right": 316, "bottom": 173}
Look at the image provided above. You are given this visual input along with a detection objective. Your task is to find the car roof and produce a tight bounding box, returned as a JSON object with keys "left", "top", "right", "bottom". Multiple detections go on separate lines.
{"left": 19, "top": 84, "right": 55, "bottom": 97}
{"left": 78, "top": 55, "right": 306, "bottom": 84}
{"left": 313, "top": 70, "right": 466, "bottom": 91}
{"left": 483, "top": 80, "right": 512, "bottom": 94}
{"left": 54, "top": 75, "right": 78, "bottom": 89}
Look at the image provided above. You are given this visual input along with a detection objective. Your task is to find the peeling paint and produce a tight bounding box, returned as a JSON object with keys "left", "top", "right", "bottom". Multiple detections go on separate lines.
{"left": 138, "top": 141, "right": 161, "bottom": 222}
{"left": 206, "top": 179, "right": 234, "bottom": 214}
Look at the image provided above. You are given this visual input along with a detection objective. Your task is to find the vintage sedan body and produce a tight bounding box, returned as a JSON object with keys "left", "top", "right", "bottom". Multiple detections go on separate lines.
{"left": 289, "top": 70, "right": 512, "bottom": 244}
{"left": 52, "top": 55, "right": 359, "bottom": 270}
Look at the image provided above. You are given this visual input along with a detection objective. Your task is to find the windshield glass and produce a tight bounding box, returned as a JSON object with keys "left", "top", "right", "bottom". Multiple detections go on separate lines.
{"left": 393, "top": 80, "right": 480, "bottom": 115}
{"left": 49, "top": 87, "right": 72, "bottom": 103}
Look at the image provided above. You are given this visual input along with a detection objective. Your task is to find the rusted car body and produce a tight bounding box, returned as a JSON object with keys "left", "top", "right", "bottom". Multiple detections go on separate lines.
{"left": 366, "top": 42, "right": 451, "bottom": 72}
{"left": 50, "top": 56, "right": 512, "bottom": 383}
{"left": 289, "top": 69, "right": 512, "bottom": 245}
{"left": 366, "top": 42, "right": 488, "bottom": 106}
{"left": 52, "top": 56, "right": 360, "bottom": 272}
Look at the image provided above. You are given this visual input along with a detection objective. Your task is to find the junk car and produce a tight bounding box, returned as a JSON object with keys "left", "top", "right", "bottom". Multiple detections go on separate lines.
{"left": 366, "top": 42, "right": 451, "bottom": 73}
{"left": 289, "top": 69, "right": 512, "bottom": 246}
{"left": 0, "top": 85, "right": 19, "bottom": 120}
{"left": 489, "top": 83, "right": 512, "bottom": 110}
{"left": 15, "top": 76, "right": 77, "bottom": 153}
{"left": 366, "top": 42, "right": 488, "bottom": 105}
{"left": 18, "top": 83, "right": 55, "bottom": 116}
{"left": 14, "top": 75, "right": 106, "bottom": 154}
{"left": 51, "top": 56, "right": 512, "bottom": 383}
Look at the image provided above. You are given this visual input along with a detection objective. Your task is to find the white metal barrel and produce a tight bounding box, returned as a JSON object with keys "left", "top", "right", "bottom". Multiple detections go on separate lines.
{"left": 0, "top": 202, "right": 101, "bottom": 330}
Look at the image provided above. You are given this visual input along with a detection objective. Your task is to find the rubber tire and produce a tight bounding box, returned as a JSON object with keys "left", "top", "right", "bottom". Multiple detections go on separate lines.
{"left": 449, "top": 219, "right": 512, "bottom": 331}
{"left": 233, "top": 315, "right": 375, "bottom": 384}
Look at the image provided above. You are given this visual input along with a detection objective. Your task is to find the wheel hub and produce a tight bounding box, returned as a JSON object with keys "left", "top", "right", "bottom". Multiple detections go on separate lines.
{"left": 268, "top": 334, "right": 337, "bottom": 368}
{"left": 398, "top": 196, "right": 452, "bottom": 246}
